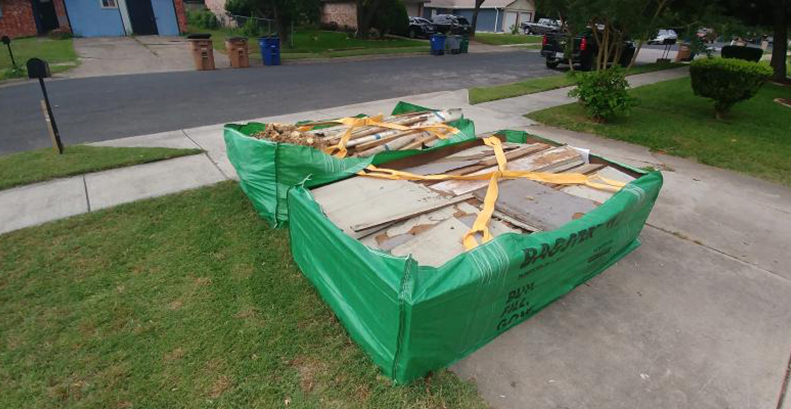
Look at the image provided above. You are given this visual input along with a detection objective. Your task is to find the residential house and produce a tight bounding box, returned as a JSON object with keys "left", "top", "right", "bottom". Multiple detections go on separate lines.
{"left": 320, "top": 0, "right": 429, "bottom": 30}
{"left": 0, "top": 0, "right": 187, "bottom": 38}
{"left": 423, "top": 0, "right": 535, "bottom": 33}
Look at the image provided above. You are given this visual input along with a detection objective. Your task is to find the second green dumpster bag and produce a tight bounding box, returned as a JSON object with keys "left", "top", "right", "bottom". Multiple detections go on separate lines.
{"left": 286, "top": 131, "right": 663, "bottom": 384}
{"left": 224, "top": 102, "right": 476, "bottom": 227}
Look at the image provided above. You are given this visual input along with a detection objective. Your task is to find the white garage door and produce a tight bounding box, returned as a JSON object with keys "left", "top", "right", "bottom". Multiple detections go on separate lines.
{"left": 503, "top": 12, "right": 517, "bottom": 32}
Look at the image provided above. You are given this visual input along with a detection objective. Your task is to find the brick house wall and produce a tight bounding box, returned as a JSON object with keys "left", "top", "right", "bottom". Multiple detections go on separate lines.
{"left": 0, "top": 0, "right": 38, "bottom": 38}
{"left": 321, "top": 1, "right": 357, "bottom": 30}
{"left": 173, "top": 0, "right": 188, "bottom": 33}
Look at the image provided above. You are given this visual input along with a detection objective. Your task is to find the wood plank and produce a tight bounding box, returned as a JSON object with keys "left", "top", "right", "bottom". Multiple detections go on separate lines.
{"left": 475, "top": 178, "right": 598, "bottom": 231}
{"left": 560, "top": 166, "right": 635, "bottom": 204}
{"left": 429, "top": 146, "right": 584, "bottom": 196}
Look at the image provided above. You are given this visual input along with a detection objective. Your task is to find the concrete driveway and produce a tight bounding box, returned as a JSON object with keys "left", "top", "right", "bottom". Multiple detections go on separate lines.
{"left": 65, "top": 36, "right": 231, "bottom": 78}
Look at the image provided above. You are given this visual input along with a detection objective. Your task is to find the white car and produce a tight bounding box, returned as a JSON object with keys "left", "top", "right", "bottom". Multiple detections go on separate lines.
{"left": 649, "top": 29, "right": 678, "bottom": 45}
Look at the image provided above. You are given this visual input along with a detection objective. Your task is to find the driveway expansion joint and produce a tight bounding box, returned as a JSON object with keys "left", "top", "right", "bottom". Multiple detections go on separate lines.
{"left": 646, "top": 223, "right": 788, "bottom": 282}
{"left": 82, "top": 175, "right": 91, "bottom": 212}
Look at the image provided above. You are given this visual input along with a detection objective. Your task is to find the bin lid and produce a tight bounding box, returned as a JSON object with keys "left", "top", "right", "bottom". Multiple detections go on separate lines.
{"left": 187, "top": 33, "right": 211, "bottom": 39}
{"left": 227, "top": 37, "right": 247, "bottom": 42}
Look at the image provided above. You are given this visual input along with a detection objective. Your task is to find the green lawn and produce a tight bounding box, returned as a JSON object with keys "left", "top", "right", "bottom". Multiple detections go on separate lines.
{"left": 0, "top": 181, "right": 486, "bottom": 408}
{"left": 190, "top": 27, "right": 428, "bottom": 60}
{"left": 0, "top": 145, "right": 202, "bottom": 191}
{"left": 468, "top": 62, "right": 684, "bottom": 104}
{"left": 528, "top": 78, "right": 791, "bottom": 186}
{"left": 473, "top": 33, "right": 542, "bottom": 45}
{"left": 0, "top": 37, "right": 78, "bottom": 81}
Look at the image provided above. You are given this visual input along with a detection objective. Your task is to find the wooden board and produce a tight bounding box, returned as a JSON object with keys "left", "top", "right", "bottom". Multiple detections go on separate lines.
{"left": 476, "top": 178, "right": 599, "bottom": 231}
{"left": 560, "top": 166, "right": 636, "bottom": 204}
{"left": 430, "top": 146, "right": 584, "bottom": 196}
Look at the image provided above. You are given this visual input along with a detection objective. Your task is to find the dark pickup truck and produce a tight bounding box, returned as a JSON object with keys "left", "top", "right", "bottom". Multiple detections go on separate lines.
{"left": 540, "top": 32, "right": 636, "bottom": 71}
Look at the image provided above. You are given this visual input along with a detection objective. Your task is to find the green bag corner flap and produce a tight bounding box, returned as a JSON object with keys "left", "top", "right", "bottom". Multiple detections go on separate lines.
{"left": 224, "top": 102, "right": 477, "bottom": 227}
{"left": 285, "top": 130, "right": 663, "bottom": 384}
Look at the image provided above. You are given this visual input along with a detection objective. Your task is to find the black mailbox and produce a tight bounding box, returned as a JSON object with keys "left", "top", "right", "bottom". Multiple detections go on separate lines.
{"left": 27, "top": 58, "right": 51, "bottom": 79}
{"left": 1, "top": 36, "right": 10, "bottom": 46}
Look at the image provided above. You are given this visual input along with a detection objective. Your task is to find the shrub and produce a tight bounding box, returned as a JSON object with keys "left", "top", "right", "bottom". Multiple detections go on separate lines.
{"left": 371, "top": 0, "right": 409, "bottom": 37}
{"left": 721, "top": 45, "right": 763, "bottom": 62}
{"left": 689, "top": 57, "right": 772, "bottom": 118}
{"left": 239, "top": 17, "right": 264, "bottom": 37}
{"left": 48, "top": 28, "right": 73, "bottom": 40}
{"left": 568, "top": 66, "right": 635, "bottom": 122}
{"left": 187, "top": 10, "right": 220, "bottom": 30}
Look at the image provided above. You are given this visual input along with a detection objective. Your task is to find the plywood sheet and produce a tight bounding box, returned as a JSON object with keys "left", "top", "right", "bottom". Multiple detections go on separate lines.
{"left": 478, "top": 179, "right": 598, "bottom": 231}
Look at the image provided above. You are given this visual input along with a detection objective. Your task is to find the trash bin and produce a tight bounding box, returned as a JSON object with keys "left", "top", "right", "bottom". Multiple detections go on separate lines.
{"left": 459, "top": 35, "right": 469, "bottom": 53}
{"left": 446, "top": 35, "right": 461, "bottom": 54}
{"left": 188, "top": 35, "right": 215, "bottom": 71}
{"left": 225, "top": 37, "right": 249, "bottom": 68}
{"left": 430, "top": 34, "right": 446, "bottom": 56}
{"left": 258, "top": 36, "right": 281, "bottom": 66}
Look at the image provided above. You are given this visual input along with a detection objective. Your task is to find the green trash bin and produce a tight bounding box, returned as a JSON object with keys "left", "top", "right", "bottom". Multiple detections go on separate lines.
{"left": 460, "top": 35, "right": 469, "bottom": 53}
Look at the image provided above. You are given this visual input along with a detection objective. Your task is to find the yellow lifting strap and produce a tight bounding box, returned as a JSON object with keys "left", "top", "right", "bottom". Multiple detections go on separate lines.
{"left": 357, "top": 136, "right": 627, "bottom": 250}
{"left": 319, "top": 115, "right": 460, "bottom": 158}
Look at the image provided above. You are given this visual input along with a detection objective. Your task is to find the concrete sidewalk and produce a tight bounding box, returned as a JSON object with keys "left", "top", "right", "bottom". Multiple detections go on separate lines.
{"left": 2, "top": 66, "right": 790, "bottom": 408}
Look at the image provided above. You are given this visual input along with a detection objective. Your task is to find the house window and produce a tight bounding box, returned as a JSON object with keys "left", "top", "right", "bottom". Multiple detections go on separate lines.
{"left": 100, "top": 0, "right": 118, "bottom": 8}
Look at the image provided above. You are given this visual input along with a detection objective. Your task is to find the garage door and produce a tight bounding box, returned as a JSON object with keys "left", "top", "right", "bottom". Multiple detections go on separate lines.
{"left": 502, "top": 12, "right": 517, "bottom": 32}
{"left": 64, "top": 0, "right": 126, "bottom": 37}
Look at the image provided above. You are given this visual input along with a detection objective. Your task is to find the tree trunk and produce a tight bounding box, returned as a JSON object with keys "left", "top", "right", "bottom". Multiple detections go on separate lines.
{"left": 469, "top": 0, "right": 485, "bottom": 39}
{"left": 355, "top": 0, "right": 383, "bottom": 39}
{"left": 272, "top": 4, "right": 290, "bottom": 46}
{"left": 770, "top": 2, "right": 788, "bottom": 83}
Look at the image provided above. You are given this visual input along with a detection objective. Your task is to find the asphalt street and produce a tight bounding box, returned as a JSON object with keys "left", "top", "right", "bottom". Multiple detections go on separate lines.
{"left": 0, "top": 50, "right": 549, "bottom": 154}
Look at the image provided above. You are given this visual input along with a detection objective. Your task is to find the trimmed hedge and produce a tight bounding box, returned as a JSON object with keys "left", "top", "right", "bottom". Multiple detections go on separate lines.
{"left": 721, "top": 45, "right": 763, "bottom": 62}
{"left": 568, "top": 66, "right": 635, "bottom": 122}
{"left": 690, "top": 58, "right": 772, "bottom": 118}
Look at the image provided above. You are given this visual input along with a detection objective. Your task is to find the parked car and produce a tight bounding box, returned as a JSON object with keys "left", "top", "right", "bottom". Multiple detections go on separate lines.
{"left": 648, "top": 29, "right": 677, "bottom": 45}
{"left": 521, "top": 18, "right": 562, "bottom": 35}
{"left": 408, "top": 17, "right": 436, "bottom": 38}
{"left": 432, "top": 14, "right": 471, "bottom": 35}
{"left": 540, "top": 31, "right": 636, "bottom": 71}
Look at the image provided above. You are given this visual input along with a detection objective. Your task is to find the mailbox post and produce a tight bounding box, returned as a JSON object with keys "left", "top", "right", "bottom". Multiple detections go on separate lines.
{"left": 27, "top": 58, "right": 63, "bottom": 154}
{"left": 2, "top": 36, "right": 15, "bottom": 68}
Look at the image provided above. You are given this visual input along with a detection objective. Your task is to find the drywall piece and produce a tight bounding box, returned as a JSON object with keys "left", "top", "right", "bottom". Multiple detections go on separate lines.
{"left": 390, "top": 217, "right": 470, "bottom": 267}
{"left": 430, "top": 146, "right": 584, "bottom": 196}
{"left": 312, "top": 176, "right": 451, "bottom": 238}
{"left": 561, "top": 166, "right": 635, "bottom": 204}
{"left": 401, "top": 159, "right": 482, "bottom": 176}
{"left": 477, "top": 179, "right": 598, "bottom": 231}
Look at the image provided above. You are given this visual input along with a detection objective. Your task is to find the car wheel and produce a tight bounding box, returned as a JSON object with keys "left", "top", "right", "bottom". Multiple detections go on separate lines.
{"left": 409, "top": 29, "right": 416, "bottom": 38}
{"left": 579, "top": 58, "right": 593, "bottom": 71}
{"left": 546, "top": 59, "right": 560, "bottom": 69}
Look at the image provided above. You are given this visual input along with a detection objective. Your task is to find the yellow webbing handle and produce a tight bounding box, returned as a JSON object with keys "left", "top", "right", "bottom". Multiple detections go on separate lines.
{"left": 356, "top": 136, "right": 627, "bottom": 250}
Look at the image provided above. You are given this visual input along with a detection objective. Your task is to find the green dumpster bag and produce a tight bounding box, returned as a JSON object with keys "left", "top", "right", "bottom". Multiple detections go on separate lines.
{"left": 224, "top": 102, "right": 476, "bottom": 227}
{"left": 286, "top": 130, "right": 663, "bottom": 384}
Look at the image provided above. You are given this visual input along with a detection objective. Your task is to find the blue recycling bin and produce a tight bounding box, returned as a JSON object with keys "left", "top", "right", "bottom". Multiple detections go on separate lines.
{"left": 258, "top": 36, "right": 281, "bottom": 66}
{"left": 430, "top": 34, "right": 446, "bottom": 56}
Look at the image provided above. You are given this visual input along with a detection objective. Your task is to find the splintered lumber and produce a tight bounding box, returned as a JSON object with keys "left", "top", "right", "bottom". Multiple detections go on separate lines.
{"left": 430, "top": 146, "right": 585, "bottom": 196}
{"left": 447, "top": 143, "right": 552, "bottom": 175}
{"left": 390, "top": 217, "right": 470, "bottom": 267}
{"left": 545, "top": 163, "right": 606, "bottom": 189}
{"left": 560, "top": 166, "right": 635, "bottom": 204}
{"left": 474, "top": 179, "right": 598, "bottom": 231}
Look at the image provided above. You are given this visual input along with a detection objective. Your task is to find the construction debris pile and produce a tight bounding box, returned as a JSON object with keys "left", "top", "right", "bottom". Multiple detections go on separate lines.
{"left": 224, "top": 102, "right": 663, "bottom": 384}
{"left": 311, "top": 137, "right": 636, "bottom": 267}
{"left": 250, "top": 109, "right": 463, "bottom": 157}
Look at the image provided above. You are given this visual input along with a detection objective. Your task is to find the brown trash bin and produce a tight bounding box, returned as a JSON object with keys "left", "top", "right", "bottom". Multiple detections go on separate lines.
{"left": 675, "top": 44, "right": 692, "bottom": 62}
{"left": 189, "top": 39, "right": 215, "bottom": 70}
{"left": 225, "top": 37, "right": 249, "bottom": 68}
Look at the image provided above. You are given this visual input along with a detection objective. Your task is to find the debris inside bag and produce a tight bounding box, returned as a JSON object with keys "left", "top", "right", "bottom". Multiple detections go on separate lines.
{"left": 252, "top": 123, "right": 329, "bottom": 149}
{"left": 310, "top": 134, "right": 638, "bottom": 267}
{"left": 248, "top": 109, "right": 464, "bottom": 157}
